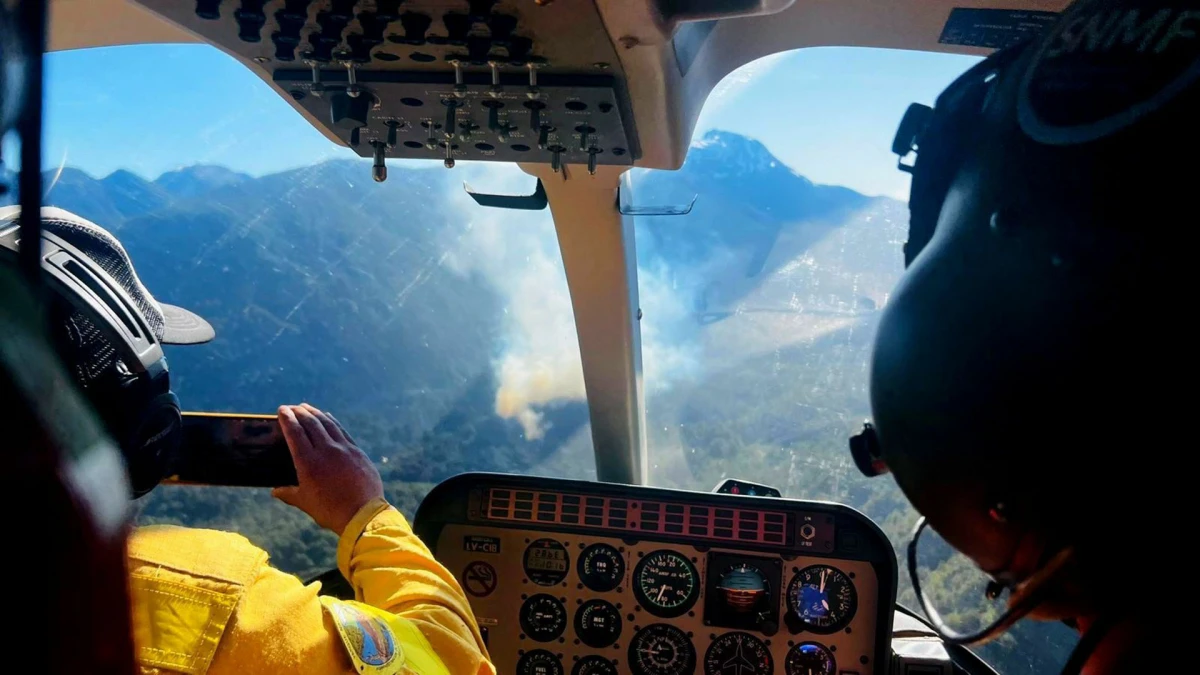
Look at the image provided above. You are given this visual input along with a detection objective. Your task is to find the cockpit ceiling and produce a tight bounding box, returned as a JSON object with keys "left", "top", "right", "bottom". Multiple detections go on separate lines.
{"left": 46, "top": 0, "right": 1070, "bottom": 169}
{"left": 48, "top": 0, "right": 1069, "bottom": 56}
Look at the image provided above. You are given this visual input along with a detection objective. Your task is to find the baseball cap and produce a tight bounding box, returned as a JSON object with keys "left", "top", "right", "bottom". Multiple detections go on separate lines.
{"left": 0, "top": 206, "right": 215, "bottom": 345}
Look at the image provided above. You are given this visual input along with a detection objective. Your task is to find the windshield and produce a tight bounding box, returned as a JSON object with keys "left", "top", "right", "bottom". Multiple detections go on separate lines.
{"left": 37, "top": 43, "right": 1079, "bottom": 675}
{"left": 634, "top": 48, "right": 1078, "bottom": 674}
{"left": 39, "top": 44, "right": 596, "bottom": 575}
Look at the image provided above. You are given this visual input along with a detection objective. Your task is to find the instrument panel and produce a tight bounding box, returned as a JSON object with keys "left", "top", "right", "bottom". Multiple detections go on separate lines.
{"left": 414, "top": 474, "right": 897, "bottom": 675}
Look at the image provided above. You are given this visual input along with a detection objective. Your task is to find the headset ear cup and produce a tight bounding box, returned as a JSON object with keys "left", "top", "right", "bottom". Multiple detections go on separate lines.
{"left": 901, "top": 43, "right": 1030, "bottom": 268}
{"left": 125, "top": 391, "right": 181, "bottom": 497}
{"left": 905, "top": 78, "right": 988, "bottom": 268}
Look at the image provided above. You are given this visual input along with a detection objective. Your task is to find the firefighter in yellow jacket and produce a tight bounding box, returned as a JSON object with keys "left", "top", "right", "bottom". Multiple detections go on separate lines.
{"left": 129, "top": 403, "right": 493, "bottom": 675}
{"left": 2, "top": 207, "right": 494, "bottom": 675}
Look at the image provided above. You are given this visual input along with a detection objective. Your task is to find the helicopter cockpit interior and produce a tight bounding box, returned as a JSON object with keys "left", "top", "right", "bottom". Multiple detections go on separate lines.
{"left": 5, "top": 1, "right": 1084, "bottom": 674}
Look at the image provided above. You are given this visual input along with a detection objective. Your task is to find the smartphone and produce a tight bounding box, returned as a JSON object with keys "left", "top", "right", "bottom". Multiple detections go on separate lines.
{"left": 164, "top": 412, "right": 298, "bottom": 488}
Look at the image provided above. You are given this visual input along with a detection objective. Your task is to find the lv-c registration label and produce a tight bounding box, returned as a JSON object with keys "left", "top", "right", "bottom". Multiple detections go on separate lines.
{"left": 463, "top": 535, "right": 501, "bottom": 554}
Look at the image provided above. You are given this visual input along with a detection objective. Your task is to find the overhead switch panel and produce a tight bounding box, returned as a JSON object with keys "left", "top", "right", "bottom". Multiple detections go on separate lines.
{"left": 137, "top": 0, "right": 638, "bottom": 170}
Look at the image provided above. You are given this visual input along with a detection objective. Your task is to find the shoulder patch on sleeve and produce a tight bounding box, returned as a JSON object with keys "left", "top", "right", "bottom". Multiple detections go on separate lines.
{"left": 322, "top": 598, "right": 400, "bottom": 674}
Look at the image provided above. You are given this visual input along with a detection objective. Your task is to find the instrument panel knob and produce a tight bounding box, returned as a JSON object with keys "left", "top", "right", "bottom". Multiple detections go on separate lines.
{"left": 395, "top": 12, "right": 432, "bottom": 45}
{"left": 234, "top": 2, "right": 267, "bottom": 43}
{"left": 376, "top": 0, "right": 402, "bottom": 22}
{"left": 442, "top": 12, "right": 471, "bottom": 46}
{"left": 195, "top": 0, "right": 222, "bottom": 20}
{"left": 468, "top": 0, "right": 498, "bottom": 21}
{"left": 330, "top": 91, "right": 371, "bottom": 129}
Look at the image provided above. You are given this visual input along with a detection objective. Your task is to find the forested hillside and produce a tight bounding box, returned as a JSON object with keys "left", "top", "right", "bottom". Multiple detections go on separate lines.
{"left": 20, "top": 131, "right": 1075, "bottom": 674}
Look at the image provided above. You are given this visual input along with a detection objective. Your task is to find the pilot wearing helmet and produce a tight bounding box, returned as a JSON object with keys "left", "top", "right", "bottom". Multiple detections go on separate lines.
{"left": 0, "top": 206, "right": 495, "bottom": 675}
{"left": 853, "top": 0, "right": 1188, "bottom": 672}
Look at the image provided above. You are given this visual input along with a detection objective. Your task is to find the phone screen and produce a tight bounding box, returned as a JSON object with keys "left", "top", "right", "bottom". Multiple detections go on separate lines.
{"left": 165, "top": 413, "right": 298, "bottom": 487}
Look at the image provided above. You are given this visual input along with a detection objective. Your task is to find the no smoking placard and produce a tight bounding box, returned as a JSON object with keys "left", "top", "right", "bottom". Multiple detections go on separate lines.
{"left": 462, "top": 561, "right": 497, "bottom": 598}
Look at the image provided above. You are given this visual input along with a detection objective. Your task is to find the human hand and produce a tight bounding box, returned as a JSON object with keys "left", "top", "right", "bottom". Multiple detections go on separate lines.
{"left": 271, "top": 403, "right": 384, "bottom": 536}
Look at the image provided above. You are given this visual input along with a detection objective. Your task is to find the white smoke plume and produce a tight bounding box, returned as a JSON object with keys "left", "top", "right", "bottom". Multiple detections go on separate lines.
{"left": 442, "top": 164, "right": 699, "bottom": 440}
{"left": 441, "top": 164, "right": 586, "bottom": 440}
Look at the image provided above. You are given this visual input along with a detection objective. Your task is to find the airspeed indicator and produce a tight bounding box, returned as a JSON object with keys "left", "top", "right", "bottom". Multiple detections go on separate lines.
{"left": 633, "top": 550, "right": 700, "bottom": 618}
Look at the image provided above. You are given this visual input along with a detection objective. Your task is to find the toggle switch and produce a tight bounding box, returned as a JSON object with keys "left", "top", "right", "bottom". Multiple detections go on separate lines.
{"left": 335, "top": 50, "right": 363, "bottom": 97}
{"left": 587, "top": 147, "right": 604, "bottom": 175}
{"left": 487, "top": 60, "right": 502, "bottom": 98}
{"left": 495, "top": 121, "right": 516, "bottom": 144}
{"left": 371, "top": 141, "right": 388, "bottom": 182}
{"left": 537, "top": 124, "right": 555, "bottom": 150}
{"left": 442, "top": 99, "right": 460, "bottom": 139}
{"left": 448, "top": 59, "right": 467, "bottom": 98}
{"left": 525, "top": 62, "right": 541, "bottom": 99}
{"left": 441, "top": 141, "right": 458, "bottom": 168}
{"left": 524, "top": 100, "right": 545, "bottom": 131}
{"left": 548, "top": 145, "right": 565, "bottom": 173}
{"left": 385, "top": 120, "right": 401, "bottom": 148}
{"left": 576, "top": 124, "right": 596, "bottom": 151}
{"left": 458, "top": 119, "right": 480, "bottom": 143}
{"left": 482, "top": 100, "right": 504, "bottom": 133}
{"left": 301, "top": 52, "right": 324, "bottom": 96}
{"left": 423, "top": 121, "right": 440, "bottom": 149}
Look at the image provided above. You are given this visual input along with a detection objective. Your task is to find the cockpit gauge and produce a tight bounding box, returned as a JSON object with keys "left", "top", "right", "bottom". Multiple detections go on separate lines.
{"left": 571, "top": 655, "right": 618, "bottom": 675}
{"left": 783, "top": 642, "right": 836, "bottom": 675}
{"left": 628, "top": 624, "right": 697, "bottom": 675}
{"left": 633, "top": 550, "right": 701, "bottom": 618}
{"left": 578, "top": 543, "right": 625, "bottom": 592}
{"left": 574, "top": 599, "right": 623, "bottom": 648}
{"left": 704, "top": 553, "right": 781, "bottom": 632}
{"left": 717, "top": 563, "right": 769, "bottom": 613}
{"left": 517, "top": 649, "right": 565, "bottom": 675}
{"left": 520, "top": 594, "right": 568, "bottom": 642}
{"left": 703, "top": 632, "right": 774, "bottom": 675}
{"left": 786, "top": 565, "right": 857, "bottom": 633}
{"left": 524, "top": 538, "right": 570, "bottom": 586}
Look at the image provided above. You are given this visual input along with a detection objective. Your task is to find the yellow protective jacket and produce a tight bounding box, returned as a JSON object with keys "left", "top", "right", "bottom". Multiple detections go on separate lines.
{"left": 127, "top": 498, "right": 495, "bottom": 675}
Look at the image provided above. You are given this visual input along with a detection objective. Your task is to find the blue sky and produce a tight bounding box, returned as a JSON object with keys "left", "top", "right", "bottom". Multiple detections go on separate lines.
{"left": 38, "top": 43, "right": 977, "bottom": 199}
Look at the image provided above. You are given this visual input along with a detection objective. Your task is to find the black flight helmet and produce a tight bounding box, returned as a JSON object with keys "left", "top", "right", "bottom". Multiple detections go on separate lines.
{"left": 860, "top": 0, "right": 1194, "bottom": 645}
